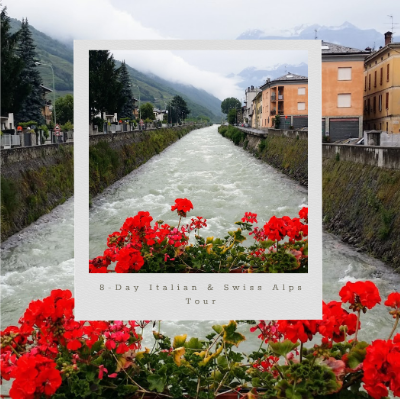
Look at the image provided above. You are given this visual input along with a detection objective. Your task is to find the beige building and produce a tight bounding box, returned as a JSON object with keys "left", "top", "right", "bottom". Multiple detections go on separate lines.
{"left": 251, "top": 91, "right": 262, "bottom": 129}
{"left": 363, "top": 32, "right": 400, "bottom": 134}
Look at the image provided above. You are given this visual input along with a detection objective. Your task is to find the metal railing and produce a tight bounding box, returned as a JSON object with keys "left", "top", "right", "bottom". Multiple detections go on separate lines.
{"left": 1, "top": 134, "right": 21, "bottom": 148}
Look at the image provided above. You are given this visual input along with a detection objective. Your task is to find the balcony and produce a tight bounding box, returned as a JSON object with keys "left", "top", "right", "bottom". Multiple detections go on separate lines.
{"left": 271, "top": 95, "right": 276, "bottom": 101}
{"left": 271, "top": 110, "right": 276, "bottom": 116}
{"left": 278, "top": 110, "right": 284, "bottom": 115}
{"left": 278, "top": 94, "right": 284, "bottom": 100}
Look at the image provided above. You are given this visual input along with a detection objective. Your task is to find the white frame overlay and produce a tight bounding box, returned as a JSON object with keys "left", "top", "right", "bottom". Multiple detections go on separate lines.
{"left": 74, "top": 40, "right": 322, "bottom": 320}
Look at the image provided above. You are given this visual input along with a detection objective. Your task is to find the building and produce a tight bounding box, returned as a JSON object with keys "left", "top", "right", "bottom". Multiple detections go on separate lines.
{"left": 243, "top": 86, "right": 260, "bottom": 124}
{"left": 260, "top": 72, "right": 308, "bottom": 129}
{"left": 0, "top": 113, "right": 15, "bottom": 132}
{"left": 322, "top": 41, "right": 368, "bottom": 141}
{"left": 363, "top": 32, "right": 400, "bottom": 134}
{"left": 153, "top": 108, "right": 167, "bottom": 122}
{"left": 251, "top": 91, "right": 263, "bottom": 129}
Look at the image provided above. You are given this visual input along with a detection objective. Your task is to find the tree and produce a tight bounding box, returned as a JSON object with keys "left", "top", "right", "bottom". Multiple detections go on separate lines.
{"left": 1, "top": 7, "right": 30, "bottom": 118}
{"left": 221, "top": 97, "right": 241, "bottom": 115}
{"left": 228, "top": 109, "right": 236, "bottom": 125}
{"left": 140, "top": 102, "right": 155, "bottom": 120}
{"left": 168, "top": 95, "right": 190, "bottom": 123}
{"left": 14, "top": 18, "right": 44, "bottom": 125}
{"left": 118, "top": 61, "right": 135, "bottom": 119}
{"left": 55, "top": 94, "right": 73, "bottom": 125}
{"left": 89, "top": 50, "right": 125, "bottom": 122}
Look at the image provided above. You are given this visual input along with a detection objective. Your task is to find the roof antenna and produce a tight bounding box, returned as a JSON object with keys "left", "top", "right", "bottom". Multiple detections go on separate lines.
{"left": 314, "top": 29, "right": 318, "bottom": 40}
{"left": 284, "top": 65, "right": 287, "bottom": 74}
{"left": 385, "top": 15, "right": 399, "bottom": 37}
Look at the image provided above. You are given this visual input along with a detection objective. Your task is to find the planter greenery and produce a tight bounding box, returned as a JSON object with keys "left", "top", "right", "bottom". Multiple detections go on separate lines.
{"left": 1, "top": 281, "right": 400, "bottom": 398}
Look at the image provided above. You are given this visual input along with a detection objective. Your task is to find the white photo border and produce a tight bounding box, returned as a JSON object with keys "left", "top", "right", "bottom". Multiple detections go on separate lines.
{"left": 74, "top": 40, "right": 322, "bottom": 320}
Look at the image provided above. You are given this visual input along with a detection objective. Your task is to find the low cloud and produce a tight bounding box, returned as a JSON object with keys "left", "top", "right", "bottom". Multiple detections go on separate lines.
{"left": 112, "top": 50, "right": 244, "bottom": 100}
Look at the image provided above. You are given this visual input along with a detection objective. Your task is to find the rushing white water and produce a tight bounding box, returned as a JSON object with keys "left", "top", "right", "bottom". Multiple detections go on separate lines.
{"left": 2, "top": 125, "right": 400, "bottom": 348}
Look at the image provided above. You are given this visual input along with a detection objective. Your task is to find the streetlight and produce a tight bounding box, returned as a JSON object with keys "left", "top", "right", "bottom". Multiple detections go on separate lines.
{"left": 35, "top": 61, "right": 56, "bottom": 125}
{"left": 128, "top": 81, "right": 141, "bottom": 121}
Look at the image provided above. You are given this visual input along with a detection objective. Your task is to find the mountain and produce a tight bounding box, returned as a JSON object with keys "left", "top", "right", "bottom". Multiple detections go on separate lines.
{"left": 9, "top": 17, "right": 221, "bottom": 121}
{"left": 10, "top": 18, "right": 74, "bottom": 97}
{"left": 116, "top": 61, "right": 221, "bottom": 122}
{"left": 146, "top": 73, "right": 223, "bottom": 119}
{"left": 234, "top": 63, "right": 308, "bottom": 91}
{"left": 238, "top": 22, "right": 400, "bottom": 51}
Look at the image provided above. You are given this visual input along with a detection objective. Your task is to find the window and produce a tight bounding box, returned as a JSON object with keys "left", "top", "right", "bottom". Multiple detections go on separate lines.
{"left": 368, "top": 74, "right": 371, "bottom": 90}
{"left": 373, "top": 96, "right": 376, "bottom": 113}
{"left": 364, "top": 76, "right": 367, "bottom": 91}
{"left": 374, "top": 71, "right": 377, "bottom": 87}
{"left": 367, "top": 98, "right": 371, "bottom": 114}
{"left": 380, "top": 68, "right": 383, "bottom": 85}
{"left": 379, "top": 95, "right": 382, "bottom": 112}
{"left": 387, "top": 64, "right": 390, "bottom": 81}
{"left": 297, "top": 102, "right": 306, "bottom": 111}
{"left": 386, "top": 92, "right": 389, "bottom": 109}
{"left": 298, "top": 87, "right": 306, "bottom": 95}
{"left": 338, "top": 94, "right": 351, "bottom": 108}
{"left": 386, "top": 122, "right": 388, "bottom": 131}
{"left": 338, "top": 67, "right": 352, "bottom": 80}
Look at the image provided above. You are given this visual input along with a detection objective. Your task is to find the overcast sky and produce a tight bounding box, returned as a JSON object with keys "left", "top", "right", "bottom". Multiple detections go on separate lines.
{"left": 5, "top": 0, "right": 397, "bottom": 99}
{"left": 7, "top": 0, "right": 399, "bottom": 42}
{"left": 112, "top": 50, "right": 307, "bottom": 100}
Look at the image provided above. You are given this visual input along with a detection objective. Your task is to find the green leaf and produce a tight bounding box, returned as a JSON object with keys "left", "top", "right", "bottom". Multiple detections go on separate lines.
{"left": 212, "top": 324, "right": 223, "bottom": 334}
{"left": 285, "top": 386, "right": 302, "bottom": 399}
{"left": 269, "top": 339, "right": 299, "bottom": 357}
{"left": 347, "top": 341, "right": 369, "bottom": 369}
{"left": 172, "top": 334, "right": 187, "bottom": 348}
{"left": 222, "top": 320, "right": 246, "bottom": 347}
{"left": 233, "top": 228, "right": 246, "bottom": 243}
{"left": 85, "top": 371, "right": 96, "bottom": 382}
{"left": 185, "top": 337, "right": 203, "bottom": 350}
{"left": 217, "top": 356, "right": 228, "bottom": 368}
{"left": 147, "top": 374, "right": 166, "bottom": 393}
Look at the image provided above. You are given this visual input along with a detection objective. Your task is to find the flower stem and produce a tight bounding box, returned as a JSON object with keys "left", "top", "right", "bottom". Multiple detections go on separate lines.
{"left": 300, "top": 342, "right": 303, "bottom": 363}
{"left": 354, "top": 309, "right": 361, "bottom": 344}
{"left": 388, "top": 315, "right": 399, "bottom": 340}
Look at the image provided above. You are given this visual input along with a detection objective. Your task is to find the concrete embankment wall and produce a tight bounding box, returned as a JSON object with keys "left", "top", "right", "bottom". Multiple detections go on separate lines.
{"left": 1, "top": 143, "right": 74, "bottom": 241}
{"left": 89, "top": 125, "right": 202, "bottom": 198}
{"left": 323, "top": 144, "right": 400, "bottom": 169}
{"left": 218, "top": 126, "right": 308, "bottom": 186}
{"left": 323, "top": 145, "right": 400, "bottom": 269}
{"left": 219, "top": 126, "right": 400, "bottom": 269}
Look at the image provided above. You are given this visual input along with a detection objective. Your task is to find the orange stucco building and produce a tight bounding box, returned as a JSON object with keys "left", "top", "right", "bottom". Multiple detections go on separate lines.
{"left": 322, "top": 42, "right": 368, "bottom": 141}
{"left": 259, "top": 73, "right": 308, "bottom": 129}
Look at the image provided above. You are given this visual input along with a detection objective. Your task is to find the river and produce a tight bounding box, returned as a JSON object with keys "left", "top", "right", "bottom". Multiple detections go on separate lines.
{"left": 2, "top": 125, "right": 400, "bottom": 350}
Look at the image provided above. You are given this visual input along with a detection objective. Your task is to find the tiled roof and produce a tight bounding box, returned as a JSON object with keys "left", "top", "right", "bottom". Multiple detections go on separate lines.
{"left": 321, "top": 41, "right": 367, "bottom": 54}
{"left": 274, "top": 72, "right": 308, "bottom": 81}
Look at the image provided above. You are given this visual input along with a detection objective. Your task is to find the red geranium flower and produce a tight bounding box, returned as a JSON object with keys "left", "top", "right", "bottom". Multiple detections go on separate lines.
{"left": 339, "top": 281, "right": 381, "bottom": 312}
{"left": 385, "top": 292, "right": 400, "bottom": 319}
{"left": 318, "top": 301, "right": 358, "bottom": 343}
{"left": 171, "top": 198, "right": 193, "bottom": 217}
{"left": 277, "top": 320, "right": 318, "bottom": 343}
{"left": 241, "top": 212, "right": 258, "bottom": 224}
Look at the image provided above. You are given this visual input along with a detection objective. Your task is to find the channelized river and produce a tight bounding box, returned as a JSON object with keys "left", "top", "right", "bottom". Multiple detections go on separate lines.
{"left": 2, "top": 125, "right": 400, "bottom": 349}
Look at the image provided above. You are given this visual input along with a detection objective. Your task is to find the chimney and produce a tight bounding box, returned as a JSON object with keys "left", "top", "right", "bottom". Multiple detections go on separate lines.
{"left": 385, "top": 31, "right": 392, "bottom": 46}
{"left": 365, "top": 47, "right": 372, "bottom": 52}
{"left": 251, "top": 85, "right": 254, "bottom": 90}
